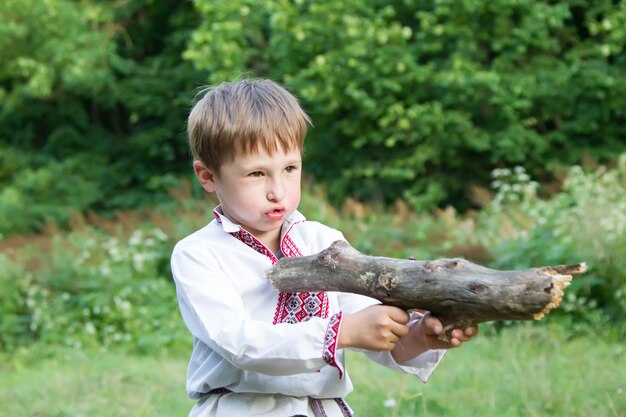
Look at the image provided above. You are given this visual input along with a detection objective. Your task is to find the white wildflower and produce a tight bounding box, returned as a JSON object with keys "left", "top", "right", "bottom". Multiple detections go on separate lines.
{"left": 85, "top": 322, "right": 96, "bottom": 335}
{"left": 383, "top": 398, "right": 397, "bottom": 408}
{"left": 129, "top": 230, "right": 143, "bottom": 246}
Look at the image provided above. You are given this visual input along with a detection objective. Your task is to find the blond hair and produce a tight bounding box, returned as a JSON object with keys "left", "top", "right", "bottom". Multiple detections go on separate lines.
{"left": 187, "top": 79, "right": 312, "bottom": 173}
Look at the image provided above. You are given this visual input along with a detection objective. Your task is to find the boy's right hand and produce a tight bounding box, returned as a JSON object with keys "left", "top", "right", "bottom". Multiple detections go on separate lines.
{"left": 337, "top": 305, "right": 410, "bottom": 351}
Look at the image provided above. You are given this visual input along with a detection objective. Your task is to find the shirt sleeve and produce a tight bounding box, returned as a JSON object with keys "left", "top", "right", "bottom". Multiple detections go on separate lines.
{"left": 171, "top": 243, "right": 332, "bottom": 377}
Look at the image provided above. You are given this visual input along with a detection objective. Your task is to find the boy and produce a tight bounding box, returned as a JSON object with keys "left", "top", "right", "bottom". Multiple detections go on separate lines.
{"left": 171, "top": 79, "right": 477, "bottom": 417}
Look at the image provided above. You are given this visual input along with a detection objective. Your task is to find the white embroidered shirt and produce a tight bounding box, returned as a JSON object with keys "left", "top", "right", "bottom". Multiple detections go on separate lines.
{"left": 170, "top": 208, "right": 445, "bottom": 417}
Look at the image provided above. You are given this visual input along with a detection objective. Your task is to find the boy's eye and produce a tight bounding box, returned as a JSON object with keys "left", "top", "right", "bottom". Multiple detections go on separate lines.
{"left": 248, "top": 171, "right": 263, "bottom": 177}
{"left": 285, "top": 165, "right": 297, "bottom": 173}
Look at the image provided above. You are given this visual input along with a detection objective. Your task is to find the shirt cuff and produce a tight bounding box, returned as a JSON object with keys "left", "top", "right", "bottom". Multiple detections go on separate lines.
{"left": 396, "top": 348, "right": 447, "bottom": 382}
{"left": 322, "top": 312, "right": 344, "bottom": 379}
{"left": 399, "top": 311, "right": 447, "bottom": 382}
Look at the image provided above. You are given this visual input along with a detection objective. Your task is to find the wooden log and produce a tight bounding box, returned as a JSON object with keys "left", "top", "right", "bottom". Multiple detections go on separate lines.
{"left": 267, "top": 240, "right": 587, "bottom": 338}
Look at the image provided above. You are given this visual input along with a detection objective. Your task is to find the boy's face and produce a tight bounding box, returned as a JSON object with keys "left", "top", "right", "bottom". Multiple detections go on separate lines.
{"left": 194, "top": 146, "right": 302, "bottom": 250}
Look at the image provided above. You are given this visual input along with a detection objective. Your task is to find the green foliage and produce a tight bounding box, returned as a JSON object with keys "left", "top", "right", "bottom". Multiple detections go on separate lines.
{"left": 479, "top": 156, "right": 626, "bottom": 333}
{"left": 0, "top": 151, "right": 107, "bottom": 235}
{"left": 0, "top": 0, "right": 203, "bottom": 236}
{"left": 304, "top": 156, "right": 626, "bottom": 334}
{"left": 0, "top": 225, "right": 188, "bottom": 354}
{"left": 1, "top": 0, "right": 625, "bottom": 353}
{"left": 0, "top": 0, "right": 117, "bottom": 108}
{"left": 186, "top": 0, "right": 626, "bottom": 209}
{"left": 1, "top": 157, "right": 624, "bottom": 355}
{"left": 2, "top": 0, "right": 626, "bottom": 236}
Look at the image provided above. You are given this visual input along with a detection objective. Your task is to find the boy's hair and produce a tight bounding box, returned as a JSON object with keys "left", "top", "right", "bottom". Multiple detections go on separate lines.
{"left": 187, "top": 79, "right": 312, "bottom": 173}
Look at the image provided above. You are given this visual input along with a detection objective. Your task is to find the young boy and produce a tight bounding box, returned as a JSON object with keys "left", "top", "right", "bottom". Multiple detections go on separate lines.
{"left": 171, "top": 79, "right": 477, "bottom": 417}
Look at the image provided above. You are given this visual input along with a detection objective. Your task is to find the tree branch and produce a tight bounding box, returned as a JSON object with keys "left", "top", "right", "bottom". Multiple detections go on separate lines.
{"left": 267, "top": 240, "right": 587, "bottom": 338}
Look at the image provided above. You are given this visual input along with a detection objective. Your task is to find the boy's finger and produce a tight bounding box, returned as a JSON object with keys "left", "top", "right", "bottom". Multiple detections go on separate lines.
{"left": 450, "top": 337, "right": 462, "bottom": 347}
{"left": 450, "top": 329, "right": 468, "bottom": 342}
{"left": 421, "top": 314, "right": 443, "bottom": 336}
{"left": 464, "top": 326, "right": 478, "bottom": 337}
{"left": 393, "top": 321, "right": 410, "bottom": 338}
{"left": 385, "top": 306, "right": 410, "bottom": 324}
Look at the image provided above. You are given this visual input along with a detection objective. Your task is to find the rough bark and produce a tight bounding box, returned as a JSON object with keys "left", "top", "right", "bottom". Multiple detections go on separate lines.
{"left": 267, "top": 240, "right": 587, "bottom": 337}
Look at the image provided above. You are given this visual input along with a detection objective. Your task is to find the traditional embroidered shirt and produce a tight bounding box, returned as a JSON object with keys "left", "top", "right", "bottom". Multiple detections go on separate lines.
{"left": 170, "top": 207, "right": 445, "bottom": 417}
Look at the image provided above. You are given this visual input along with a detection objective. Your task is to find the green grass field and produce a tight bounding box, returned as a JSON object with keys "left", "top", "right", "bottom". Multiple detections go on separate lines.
{"left": 347, "top": 325, "right": 625, "bottom": 417}
{"left": 1, "top": 325, "right": 623, "bottom": 417}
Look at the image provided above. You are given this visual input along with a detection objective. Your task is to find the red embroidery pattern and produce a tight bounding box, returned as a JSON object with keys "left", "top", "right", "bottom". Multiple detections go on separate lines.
{"left": 229, "top": 229, "right": 278, "bottom": 264}
{"left": 272, "top": 226, "right": 331, "bottom": 325}
{"left": 323, "top": 312, "right": 344, "bottom": 379}
{"left": 273, "top": 291, "right": 329, "bottom": 324}
{"left": 281, "top": 234, "right": 302, "bottom": 257}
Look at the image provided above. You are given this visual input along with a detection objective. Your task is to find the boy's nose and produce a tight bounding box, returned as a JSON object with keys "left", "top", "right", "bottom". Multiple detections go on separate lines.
{"left": 266, "top": 179, "right": 285, "bottom": 201}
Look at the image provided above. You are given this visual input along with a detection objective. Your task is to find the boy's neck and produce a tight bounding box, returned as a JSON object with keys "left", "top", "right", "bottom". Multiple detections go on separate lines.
{"left": 254, "top": 228, "right": 282, "bottom": 255}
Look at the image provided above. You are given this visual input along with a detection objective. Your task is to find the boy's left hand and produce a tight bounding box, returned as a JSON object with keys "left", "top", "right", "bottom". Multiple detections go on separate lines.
{"left": 417, "top": 313, "right": 478, "bottom": 350}
{"left": 391, "top": 312, "right": 478, "bottom": 363}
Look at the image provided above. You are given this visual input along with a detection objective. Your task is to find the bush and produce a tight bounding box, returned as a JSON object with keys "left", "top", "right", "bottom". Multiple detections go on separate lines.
{"left": 2, "top": 0, "right": 626, "bottom": 237}
{"left": 186, "top": 0, "right": 626, "bottom": 210}
{"left": 1, "top": 157, "right": 624, "bottom": 356}
{"left": 0, "top": 0, "right": 203, "bottom": 235}
{"left": 0, "top": 152, "right": 107, "bottom": 236}
{"left": 304, "top": 156, "right": 626, "bottom": 335}
{"left": 478, "top": 156, "right": 626, "bottom": 334}
{"left": 0, "top": 224, "right": 189, "bottom": 354}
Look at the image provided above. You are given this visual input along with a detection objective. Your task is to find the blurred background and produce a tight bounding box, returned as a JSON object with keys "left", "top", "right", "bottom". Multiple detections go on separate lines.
{"left": 1, "top": 1, "right": 624, "bottom": 416}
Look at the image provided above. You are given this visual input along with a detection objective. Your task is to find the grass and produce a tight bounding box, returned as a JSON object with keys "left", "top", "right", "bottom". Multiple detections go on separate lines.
{"left": 1, "top": 325, "right": 624, "bottom": 417}
{"left": 0, "top": 348, "right": 194, "bottom": 417}
{"left": 347, "top": 325, "right": 626, "bottom": 417}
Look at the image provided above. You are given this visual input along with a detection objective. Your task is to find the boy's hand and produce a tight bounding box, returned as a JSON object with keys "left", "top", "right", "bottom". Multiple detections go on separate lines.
{"left": 391, "top": 313, "right": 478, "bottom": 362}
{"left": 337, "top": 306, "right": 479, "bottom": 362}
{"left": 416, "top": 313, "right": 478, "bottom": 350}
{"left": 338, "top": 305, "right": 410, "bottom": 351}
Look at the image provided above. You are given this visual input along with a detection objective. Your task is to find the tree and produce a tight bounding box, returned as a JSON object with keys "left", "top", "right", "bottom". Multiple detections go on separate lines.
{"left": 0, "top": 0, "right": 203, "bottom": 235}
{"left": 186, "top": 0, "right": 626, "bottom": 210}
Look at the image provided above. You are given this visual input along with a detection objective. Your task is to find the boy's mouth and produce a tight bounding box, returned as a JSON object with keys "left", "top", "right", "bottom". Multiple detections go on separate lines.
{"left": 266, "top": 207, "right": 286, "bottom": 220}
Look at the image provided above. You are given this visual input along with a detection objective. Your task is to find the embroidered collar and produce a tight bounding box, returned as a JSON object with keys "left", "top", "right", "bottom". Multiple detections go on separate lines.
{"left": 212, "top": 205, "right": 306, "bottom": 263}
{"left": 212, "top": 205, "right": 306, "bottom": 239}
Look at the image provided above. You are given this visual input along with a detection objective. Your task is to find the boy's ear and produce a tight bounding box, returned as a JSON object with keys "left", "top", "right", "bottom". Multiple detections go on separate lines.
{"left": 193, "top": 160, "right": 218, "bottom": 193}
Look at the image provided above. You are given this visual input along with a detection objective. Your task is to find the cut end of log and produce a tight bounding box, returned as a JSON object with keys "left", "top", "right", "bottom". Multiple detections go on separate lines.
{"left": 532, "top": 262, "right": 588, "bottom": 320}
{"left": 544, "top": 262, "right": 588, "bottom": 277}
